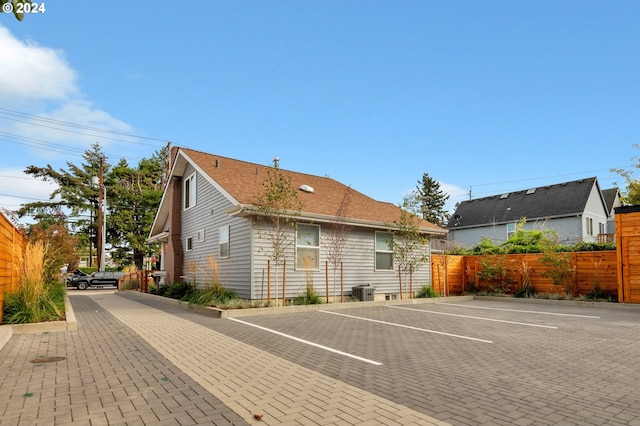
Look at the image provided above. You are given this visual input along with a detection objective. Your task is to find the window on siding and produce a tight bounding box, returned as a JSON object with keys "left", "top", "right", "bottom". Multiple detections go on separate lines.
{"left": 599, "top": 222, "right": 605, "bottom": 234}
{"left": 219, "top": 226, "right": 230, "bottom": 258}
{"left": 184, "top": 173, "right": 196, "bottom": 210}
{"left": 196, "top": 229, "right": 205, "bottom": 242}
{"left": 507, "top": 222, "right": 517, "bottom": 239}
{"left": 586, "top": 217, "right": 594, "bottom": 236}
{"left": 375, "top": 231, "right": 393, "bottom": 271}
{"left": 296, "top": 224, "right": 320, "bottom": 270}
{"left": 185, "top": 236, "right": 193, "bottom": 252}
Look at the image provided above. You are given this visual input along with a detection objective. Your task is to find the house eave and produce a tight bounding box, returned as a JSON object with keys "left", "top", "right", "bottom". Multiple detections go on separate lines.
{"left": 226, "top": 204, "right": 446, "bottom": 235}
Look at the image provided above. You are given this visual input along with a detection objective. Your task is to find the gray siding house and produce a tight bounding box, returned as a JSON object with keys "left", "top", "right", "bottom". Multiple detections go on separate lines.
{"left": 148, "top": 147, "right": 445, "bottom": 301}
{"left": 447, "top": 177, "right": 615, "bottom": 247}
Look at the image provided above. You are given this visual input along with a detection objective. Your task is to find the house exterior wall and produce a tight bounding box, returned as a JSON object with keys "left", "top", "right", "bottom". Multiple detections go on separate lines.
{"left": 174, "top": 163, "right": 433, "bottom": 300}
{"left": 179, "top": 164, "right": 253, "bottom": 296}
{"left": 249, "top": 221, "right": 432, "bottom": 300}
{"left": 582, "top": 184, "right": 609, "bottom": 242}
{"left": 448, "top": 216, "right": 582, "bottom": 247}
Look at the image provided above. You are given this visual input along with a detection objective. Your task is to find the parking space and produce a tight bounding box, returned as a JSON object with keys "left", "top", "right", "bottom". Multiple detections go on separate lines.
{"left": 208, "top": 299, "right": 640, "bottom": 425}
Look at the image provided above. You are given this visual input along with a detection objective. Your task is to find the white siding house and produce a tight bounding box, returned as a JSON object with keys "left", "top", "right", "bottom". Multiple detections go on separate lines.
{"left": 148, "top": 147, "right": 445, "bottom": 301}
{"left": 447, "top": 177, "right": 614, "bottom": 247}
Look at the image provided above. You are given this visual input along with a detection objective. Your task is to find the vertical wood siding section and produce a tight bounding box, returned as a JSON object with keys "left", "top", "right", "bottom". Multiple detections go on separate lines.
{"left": 0, "top": 213, "right": 25, "bottom": 320}
{"left": 616, "top": 210, "right": 640, "bottom": 303}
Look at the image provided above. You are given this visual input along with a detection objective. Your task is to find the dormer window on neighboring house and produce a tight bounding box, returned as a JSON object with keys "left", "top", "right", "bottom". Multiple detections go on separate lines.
{"left": 184, "top": 173, "right": 196, "bottom": 210}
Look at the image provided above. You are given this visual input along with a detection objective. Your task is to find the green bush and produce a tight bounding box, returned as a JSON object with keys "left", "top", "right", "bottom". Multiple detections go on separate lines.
{"left": 293, "top": 283, "right": 323, "bottom": 305}
{"left": 184, "top": 284, "right": 238, "bottom": 306}
{"left": 416, "top": 285, "right": 438, "bottom": 298}
{"left": 163, "top": 281, "right": 195, "bottom": 299}
{"left": 3, "top": 281, "right": 66, "bottom": 324}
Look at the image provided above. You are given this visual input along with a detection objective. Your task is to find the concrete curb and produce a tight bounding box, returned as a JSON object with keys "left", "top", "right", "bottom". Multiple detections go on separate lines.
{"left": 475, "top": 295, "right": 640, "bottom": 310}
{"left": 0, "top": 292, "right": 77, "bottom": 351}
{"left": 116, "top": 290, "right": 475, "bottom": 318}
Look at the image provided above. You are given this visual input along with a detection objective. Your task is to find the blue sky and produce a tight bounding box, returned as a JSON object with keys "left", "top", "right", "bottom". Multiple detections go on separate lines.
{"left": 1, "top": 1, "right": 639, "bottom": 222}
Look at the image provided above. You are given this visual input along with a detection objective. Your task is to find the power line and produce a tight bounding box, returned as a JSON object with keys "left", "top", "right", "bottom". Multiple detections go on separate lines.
{"left": 0, "top": 107, "right": 170, "bottom": 145}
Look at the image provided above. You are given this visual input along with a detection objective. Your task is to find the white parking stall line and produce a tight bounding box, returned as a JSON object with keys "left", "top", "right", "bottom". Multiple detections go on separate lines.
{"left": 229, "top": 318, "right": 383, "bottom": 366}
{"left": 387, "top": 305, "right": 558, "bottom": 329}
{"left": 320, "top": 310, "right": 493, "bottom": 344}
{"left": 434, "top": 302, "right": 601, "bottom": 319}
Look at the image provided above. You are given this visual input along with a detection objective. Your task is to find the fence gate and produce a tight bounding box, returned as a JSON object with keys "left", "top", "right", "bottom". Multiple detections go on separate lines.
{"left": 616, "top": 206, "right": 640, "bottom": 303}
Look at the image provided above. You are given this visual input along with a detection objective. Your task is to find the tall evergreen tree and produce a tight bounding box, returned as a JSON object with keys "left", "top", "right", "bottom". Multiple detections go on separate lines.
{"left": 108, "top": 148, "right": 167, "bottom": 268}
{"left": 415, "top": 173, "right": 450, "bottom": 226}
{"left": 19, "top": 143, "right": 167, "bottom": 268}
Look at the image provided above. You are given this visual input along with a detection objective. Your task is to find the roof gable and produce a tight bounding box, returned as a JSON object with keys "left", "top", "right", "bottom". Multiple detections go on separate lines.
{"left": 152, "top": 147, "right": 443, "bottom": 235}
{"left": 447, "top": 177, "right": 604, "bottom": 229}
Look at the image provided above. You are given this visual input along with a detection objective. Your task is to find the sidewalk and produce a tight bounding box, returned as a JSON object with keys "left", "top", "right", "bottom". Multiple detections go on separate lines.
{"left": 0, "top": 291, "right": 447, "bottom": 425}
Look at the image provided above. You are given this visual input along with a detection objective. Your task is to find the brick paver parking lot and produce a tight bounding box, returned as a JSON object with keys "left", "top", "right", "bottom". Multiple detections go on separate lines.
{"left": 3, "top": 292, "right": 640, "bottom": 425}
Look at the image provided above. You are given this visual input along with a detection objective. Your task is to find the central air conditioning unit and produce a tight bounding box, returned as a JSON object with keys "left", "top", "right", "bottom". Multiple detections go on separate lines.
{"left": 352, "top": 284, "right": 374, "bottom": 301}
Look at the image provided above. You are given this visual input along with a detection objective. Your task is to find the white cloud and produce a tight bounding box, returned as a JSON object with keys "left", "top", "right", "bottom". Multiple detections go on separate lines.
{"left": 0, "top": 24, "right": 139, "bottom": 159}
{"left": 0, "top": 167, "right": 58, "bottom": 213}
{"left": 0, "top": 25, "right": 77, "bottom": 101}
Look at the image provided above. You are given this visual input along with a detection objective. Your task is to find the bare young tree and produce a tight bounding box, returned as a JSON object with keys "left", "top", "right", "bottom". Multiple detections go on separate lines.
{"left": 326, "top": 186, "right": 352, "bottom": 302}
{"left": 254, "top": 159, "right": 302, "bottom": 305}
{"left": 391, "top": 191, "right": 430, "bottom": 298}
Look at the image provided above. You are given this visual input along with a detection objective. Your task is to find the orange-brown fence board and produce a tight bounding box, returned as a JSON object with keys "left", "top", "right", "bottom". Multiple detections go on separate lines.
{"left": 431, "top": 255, "right": 465, "bottom": 296}
{"left": 616, "top": 207, "right": 640, "bottom": 303}
{"left": 0, "top": 212, "right": 25, "bottom": 322}
{"left": 431, "top": 251, "right": 618, "bottom": 299}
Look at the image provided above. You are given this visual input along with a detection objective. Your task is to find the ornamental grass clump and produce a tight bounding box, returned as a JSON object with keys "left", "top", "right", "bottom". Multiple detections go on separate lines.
{"left": 3, "top": 241, "right": 65, "bottom": 324}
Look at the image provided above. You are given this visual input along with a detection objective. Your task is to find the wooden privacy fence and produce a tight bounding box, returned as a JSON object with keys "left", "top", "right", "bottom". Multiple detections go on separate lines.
{"left": 431, "top": 251, "right": 618, "bottom": 299}
{"left": 120, "top": 270, "right": 155, "bottom": 292}
{"left": 0, "top": 212, "right": 25, "bottom": 322}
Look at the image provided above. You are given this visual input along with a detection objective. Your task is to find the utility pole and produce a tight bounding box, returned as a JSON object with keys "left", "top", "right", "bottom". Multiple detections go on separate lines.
{"left": 93, "top": 157, "right": 106, "bottom": 271}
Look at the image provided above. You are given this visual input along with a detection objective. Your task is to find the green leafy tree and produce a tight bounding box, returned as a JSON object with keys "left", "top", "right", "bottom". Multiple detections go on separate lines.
{"left": 19, "top": 143, "right": 166, "bottom": 269}
{"left": 415, "top": 173, "right": 450, "bottom": 226}
{"left": 254, "top": 159, "right": 303, "bottom": 305}
{"left": 20, "top": 143, "right": 106, "bottom": 263}
{"left": 612, "top": 144, "right": 640, "bottom": 205}
{"left": 107, "top": 148, "right": 167, "bottom": 269}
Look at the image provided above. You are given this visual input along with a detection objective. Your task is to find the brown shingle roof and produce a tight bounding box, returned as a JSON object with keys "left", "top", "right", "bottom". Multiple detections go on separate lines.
{"left": 180, "top": 148, "right": 443, "bottom": 233}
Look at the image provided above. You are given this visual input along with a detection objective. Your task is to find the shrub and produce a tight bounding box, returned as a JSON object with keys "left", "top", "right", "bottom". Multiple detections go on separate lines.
{"left": 184, "top": 283, "right": 238, "bottom": 306}
{"left": 416, "top": 285, "right": 439, "bottom": 298}
{"left": 163, "top": 282, "right": 195, "bottom": 299}
{"left": 293, "top": 283, "right": 323, "bottom": 305}
{"left": 2, "top": 241, "right": 66, "bottom": 324}
{"left": 540, "top": 252, "right": 575, "bottom": 295}
{"left": 477, "top": 255, "right": 513, "bottom": 294}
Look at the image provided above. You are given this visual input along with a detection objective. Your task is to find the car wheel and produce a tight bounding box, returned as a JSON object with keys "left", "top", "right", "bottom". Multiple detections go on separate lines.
{"left": 77, "top": 281, "right": 88, "bottom": 290}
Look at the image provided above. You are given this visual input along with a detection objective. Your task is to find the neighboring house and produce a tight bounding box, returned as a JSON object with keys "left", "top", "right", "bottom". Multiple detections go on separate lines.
{"left": 446, "top": 177, "right": 615, "bottom": 247}
{"left": 148, "top": 147, "right": 445, "bottom": 301}
{"left": 601, "top": 188, "right": 622, "bottom": 240}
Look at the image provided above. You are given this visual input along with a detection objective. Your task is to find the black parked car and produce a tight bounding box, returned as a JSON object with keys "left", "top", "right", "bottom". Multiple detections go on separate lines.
{"left": 65, "top": 269, "right": 89, "bottom": 286}
{"left": 72, "top": 271, "right": 125, "bottom": 290}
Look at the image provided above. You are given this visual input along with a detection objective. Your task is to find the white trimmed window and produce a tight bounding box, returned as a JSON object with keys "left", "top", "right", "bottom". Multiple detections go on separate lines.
{"left": 219, "top": 226, "right": 230, "bottom": 258}
{"left": 375, "top": 231, "right": 393, "bottom": 271}
{"left": 507, "top": 222, "right": 517, "bottom": 239}
{"left": 185, "top": 236, "right": 193, "bottom": 252}
{"left": 196, "top": 229, "right": 205, "bottom": 242}
{"left": 296, "top": 224, "right": 320, "bottom": 270}
{"left": 586, "top": 217, "right": 594, "bottom": 236}
{"left": 184, "top": 173, "right": 196, "bottom": 210}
